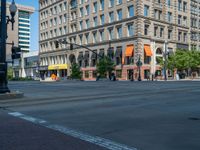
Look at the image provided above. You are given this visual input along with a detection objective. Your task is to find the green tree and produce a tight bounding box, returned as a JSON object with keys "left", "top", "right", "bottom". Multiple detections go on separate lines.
{"left": 174, "top": 50, "right": 200, "bottom": 73}
{"left": 165, "top": 49, "right": 200, "bottom": 76}
{"left": 70, "top": 63, "right": 82, "bottom": 79}
{"left": 7, "top": 67, "right": 13, "bottom": 80}
{"left": 96, "top": 56, "right": 115, "bottom": 78}
{"left": 154, "top": 49, "right": 200, "bottom": 77}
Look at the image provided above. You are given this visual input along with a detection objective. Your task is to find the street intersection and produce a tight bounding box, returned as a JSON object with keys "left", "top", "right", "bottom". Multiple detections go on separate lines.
{"left": 1, "top": 80, "right": 200, "bottom": 150}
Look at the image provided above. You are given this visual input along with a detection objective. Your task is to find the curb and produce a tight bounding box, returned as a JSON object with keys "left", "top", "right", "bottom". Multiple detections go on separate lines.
{"left": 0, "top": 92, "right": 24, "bottom": 100}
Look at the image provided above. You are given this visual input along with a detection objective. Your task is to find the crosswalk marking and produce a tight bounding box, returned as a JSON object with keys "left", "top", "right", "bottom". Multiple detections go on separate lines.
{"left": 9, "top": 112, "right": 138, "bottom": 150}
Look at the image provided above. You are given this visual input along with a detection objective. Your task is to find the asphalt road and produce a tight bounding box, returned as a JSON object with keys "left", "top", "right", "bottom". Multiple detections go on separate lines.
{"left": 1, "top": 80, "right": 200, "bottom": 150}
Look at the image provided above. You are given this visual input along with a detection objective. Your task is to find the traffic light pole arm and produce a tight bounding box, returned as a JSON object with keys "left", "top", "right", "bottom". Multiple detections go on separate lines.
{"left": 60, "top": 40, "right": 104, "bottom": 59}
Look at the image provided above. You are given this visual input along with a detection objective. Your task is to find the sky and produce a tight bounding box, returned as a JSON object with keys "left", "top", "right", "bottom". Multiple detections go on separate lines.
{"left": 8, "top": 0, "right": 39, "bottom": 51}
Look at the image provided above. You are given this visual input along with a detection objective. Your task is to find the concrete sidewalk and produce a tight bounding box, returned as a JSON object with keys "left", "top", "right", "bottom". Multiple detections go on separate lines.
{"left": 0, "top": 110, "right": 107, "bottom": 150}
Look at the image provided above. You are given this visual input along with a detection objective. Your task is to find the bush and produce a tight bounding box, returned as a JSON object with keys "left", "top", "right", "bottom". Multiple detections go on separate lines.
{"left": 9, "top": 77, "right": 34, "bottom": 81}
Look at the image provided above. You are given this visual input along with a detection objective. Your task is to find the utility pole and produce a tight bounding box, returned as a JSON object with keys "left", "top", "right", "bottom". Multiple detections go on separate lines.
{"left": 0, "top": 0, "right": 10, "bottom": 93}
{"left": 0, "top": 0, "right": 17, "bottom": 93}
{"left": 164, "top": 40, "right": 168, "bottom": 81}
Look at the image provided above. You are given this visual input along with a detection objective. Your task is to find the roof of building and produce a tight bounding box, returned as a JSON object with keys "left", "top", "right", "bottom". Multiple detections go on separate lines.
{"left": 6, "top": 2, "right": 35, "bottom": 14}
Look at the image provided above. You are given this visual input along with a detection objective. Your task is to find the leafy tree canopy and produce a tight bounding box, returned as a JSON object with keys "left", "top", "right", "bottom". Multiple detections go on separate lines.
{"left": 70, "top": 63, "right": 82, "bottom": 79}
{"left": 96, "top": 56, "right": 115, "bottom": 78}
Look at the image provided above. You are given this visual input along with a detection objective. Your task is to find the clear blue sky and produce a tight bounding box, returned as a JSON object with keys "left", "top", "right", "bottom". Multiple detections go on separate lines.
{"left": 8, "top": 0, "right": 39, "bottom": 51}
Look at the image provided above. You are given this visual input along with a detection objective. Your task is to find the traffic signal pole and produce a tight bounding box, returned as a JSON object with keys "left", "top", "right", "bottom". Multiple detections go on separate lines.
{"left": 57, "top": 40, "right": 104, "bottom": 59}
{"left": 0, "top": 0, "right": 10, "bottom": 93}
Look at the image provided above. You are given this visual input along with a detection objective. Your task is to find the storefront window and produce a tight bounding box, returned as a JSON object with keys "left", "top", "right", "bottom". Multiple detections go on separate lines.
{"left": 92, "top": 71, "right": 97, "bottom": 78}
{"left": 85, "top": 71, "right": 89, "bottom": 78}
{"left": 116, "top": 70, "right": 122, "bottom": 78}
{"left": 126, "top": 56, "right": 133, "bottom": 65}
{"left": 144, "top": 69, "right": 150, "bottom": 79}
{"left": 144, "top": 55, "right": 151, "bottom": 64}
{"left": 155, "top": 70, "right": 161, "bottom": 76}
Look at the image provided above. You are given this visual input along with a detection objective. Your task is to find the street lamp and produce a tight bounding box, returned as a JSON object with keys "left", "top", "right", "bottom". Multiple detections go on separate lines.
{"left": 8, "top": 0, "right": 17, "bottom": 30}
{"left": 136, "top": 55, "right": 142, "bottom": 81}
{"left": 0, "top": 0, "right": 17, "bottom": 93}
{"left": 164, "top": 40, "right": 168, "bottom": 81}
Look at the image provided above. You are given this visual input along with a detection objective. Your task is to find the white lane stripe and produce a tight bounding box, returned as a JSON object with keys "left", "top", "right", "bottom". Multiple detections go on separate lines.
{"left": 8, "top": 112, "right": 138, "bottom": 150}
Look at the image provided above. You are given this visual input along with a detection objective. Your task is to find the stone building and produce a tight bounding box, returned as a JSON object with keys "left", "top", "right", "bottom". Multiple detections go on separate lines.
{"left": 39, "top": 0, "right": 199, "bottom": 80}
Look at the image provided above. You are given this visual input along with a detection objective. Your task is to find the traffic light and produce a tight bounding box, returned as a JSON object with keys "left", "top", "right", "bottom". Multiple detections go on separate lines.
{"left": 55, "top": 41, "right": 59, "bottom": 48}
{"left": 70, "top": 43, "right": 73, "bottom": 50}
{"left": 11, "top": 46, "right": 21, "bottom": 60}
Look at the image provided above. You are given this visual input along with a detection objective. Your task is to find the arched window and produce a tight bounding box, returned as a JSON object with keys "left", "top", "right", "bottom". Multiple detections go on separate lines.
{"left": 155, "top": 48, "right": 163, "bottom": 65}
{"left": 156, "top": 48, "right": 162, "bottom": 55}
{"left": 69, "top": 54, "right": 76, "bottom": 64}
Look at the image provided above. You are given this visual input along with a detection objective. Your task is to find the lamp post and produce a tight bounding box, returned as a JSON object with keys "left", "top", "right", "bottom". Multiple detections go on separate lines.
{"left": 0, "top": 0, "right": 17, "bottom": 93}
{"left": 164, "top": 40, "right": 168, "bottom": 81}
{"left": 136, "top": 55, "right": 142, "bottom": 81}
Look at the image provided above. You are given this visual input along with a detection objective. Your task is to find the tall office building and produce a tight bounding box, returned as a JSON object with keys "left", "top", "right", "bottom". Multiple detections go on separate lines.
{"left": 39, "top": 0, "right": 200, "bottom": 80}
{"left": 6, "top": 3, "right": 34, "bottom": 60}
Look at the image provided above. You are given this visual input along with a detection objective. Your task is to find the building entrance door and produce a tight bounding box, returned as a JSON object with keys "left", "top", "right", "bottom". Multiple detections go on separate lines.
{"left": 127, "top": 69, "right": 134, "bottom": 81}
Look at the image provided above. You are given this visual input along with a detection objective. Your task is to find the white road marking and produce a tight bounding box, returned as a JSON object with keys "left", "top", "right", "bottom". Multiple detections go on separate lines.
{"left": 9, "top": 112, "right": 138, "bottom": 150}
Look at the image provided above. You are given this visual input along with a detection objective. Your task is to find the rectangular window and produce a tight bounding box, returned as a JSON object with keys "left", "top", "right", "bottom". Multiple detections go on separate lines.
{"left": 183, "top": 33, "right": 187, "bottom": 42}
{"left": 117, "top": 0, "right": 122, "bottom": 5}
{"left": 168, "top": 30, "right": 172, "bottom": 39}
{"left": 100, "top": 0, "right": 104, "bottom": 10}
{"left": 86, "top": 5, "right": 90, "bottom": 15}
{"left": 86, "top": 19, "right": 90, "bottom": 29}
{"left": 93, "top": 32, "right": 97, "bottom": 43}
{"left": 128, "top": 5, "right": 134, "bottom": 17}
{"left": 99, "top": 30, "right": 104, "bottom": 42}
{"left": 109, "top": 0, "right": 114, "bottom": 7}
{"left": 167, "top": 0, "right": 171, "bottom": 7}
{"left": 79, "top": 21, "right": 83, "bottom": 30}
{"left": 100, "top": 14, "right": 105, "bottom": 25}
{"left": 85, "top": 34, "right": 89, "bottom": 44}
{"left": 167, "top": 12, "right": 172, "bottom": 23}
{"left": 144, "top": 24, "right": 149, "bottom": 35}
{"left": 117, "top": 27, "right": 122, "bottom": 39}
{"left": 108, "top": 28, "right": 114, "bottom": 40}
{"left": 109, "top": 11, "right": 114, "bottom": 22}
{"left": 116, "top": 70, "right": 122, "bottom": 78}
{"left": 85, "top": 71, "right": 89, "bottom": 78}
{"left": 160, "top": 28, "right": 164, "bottom": 38}
{"left": 144, "top": 5, "right": 149, "bottom": 17}
{"left": 93, "top": 2, "right": 98, "bottom": 13}
{"left": 93, "top": 16, "right": 98, "bottom": 27}
{"left": 183, "top": 2, "right": 187, "bottom": 12}
{"left": 178, "top": 32, "right": 182, "bottom": 41}
{"left": 183, "top": 16, "right": 187, "bottom": 26}
{"left": 128, "top": 24, "right": 134, "bottom": 36}
{"left": 178, "top": 0, "right": 182, "bottom": 11}
{"left": 154, "top": 26, "right": 158, "bottom": 37}
{"left": 178, "top": 15, "right": 182, "bottom": 25}
{"left": 117, "top": 9, "right": 122, "bottom": 20}
{"left": 80, "top": 7, "right": 84, "bottom": 17}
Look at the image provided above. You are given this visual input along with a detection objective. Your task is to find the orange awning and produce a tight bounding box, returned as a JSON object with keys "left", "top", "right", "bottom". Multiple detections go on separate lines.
{"left": 125, "top": 45, "right": 134, "bottom": 57}
{"left": 144, "top": 45, "right": 152, "bottom": 56}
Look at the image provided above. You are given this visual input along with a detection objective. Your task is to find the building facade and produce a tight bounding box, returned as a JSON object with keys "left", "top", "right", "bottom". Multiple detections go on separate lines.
{"left": 13, "top": 51, "right": 39, "bottom": 79}
{"left": 39, "top": 0, "right": 200, "bottom": 80}
{"left": 6, "top": 3, "right": 34, "bottom": 60}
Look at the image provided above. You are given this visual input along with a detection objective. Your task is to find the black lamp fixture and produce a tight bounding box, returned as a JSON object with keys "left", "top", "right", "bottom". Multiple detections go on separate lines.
{"left": 8, "top": 0, "right": 17, "bottom": 30}
{"left": 136, "top": 55, "right": 142, "bottom": 81}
